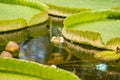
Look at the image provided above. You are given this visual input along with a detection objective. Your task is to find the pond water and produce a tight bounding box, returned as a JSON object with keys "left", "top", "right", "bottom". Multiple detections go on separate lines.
{"left": 1, "top": 16, "right": 120, "bottom": 80}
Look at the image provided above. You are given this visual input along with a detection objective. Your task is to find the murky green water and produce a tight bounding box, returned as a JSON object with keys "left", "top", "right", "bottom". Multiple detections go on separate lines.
{"left": 0, "top": 16, "right": 120, "bottom": 80}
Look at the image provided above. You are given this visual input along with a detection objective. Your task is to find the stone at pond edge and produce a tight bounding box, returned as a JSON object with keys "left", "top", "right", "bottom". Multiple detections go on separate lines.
{"left": 5, "top": 41, "right": 19, "bottom": 58}
{"left": 0, "top": 51, "right": 13, "bottom": 58}
{"left": 51, "top": 36, "right": 64, "bottom": 44}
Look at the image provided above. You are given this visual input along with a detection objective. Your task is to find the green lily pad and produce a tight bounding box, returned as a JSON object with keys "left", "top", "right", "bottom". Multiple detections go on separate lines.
{"left": 94, "top": 51, "right": 120, "bottom": 61}
{"left": 0, "top": 0, "right": 48, "bottom": 32}
{"left": 41, "top": 0, "right": 120, "bottom": 17}
{"left": 0, "top": 58, "right": 80, "bottom": 80}
{"left": 62, "top": 10, "right": 120, "bottom": 50}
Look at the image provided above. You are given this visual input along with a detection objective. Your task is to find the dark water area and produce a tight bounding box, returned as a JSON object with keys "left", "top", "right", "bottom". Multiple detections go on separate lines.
{"left": 1, "top": 17, "right": 120, "bottom": 80}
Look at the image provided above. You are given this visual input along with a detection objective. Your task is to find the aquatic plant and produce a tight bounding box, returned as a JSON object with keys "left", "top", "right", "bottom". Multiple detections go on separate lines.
{"left": 0, "top": 0, "right": 48, "bottom": 32}
{"left": 62, "top": 10, "right": 120, "bottom": 50}
{"left": 41, "top": 0, "right": 120, "bottom": 17}
{"left": 0, "top": 0, "right": 49, "bottom": 45}
{"left": 0, "top": 58, "right": 80, "bottom": 80}
{"left": 94, "top": 50, "right": 120, "bottom": 62}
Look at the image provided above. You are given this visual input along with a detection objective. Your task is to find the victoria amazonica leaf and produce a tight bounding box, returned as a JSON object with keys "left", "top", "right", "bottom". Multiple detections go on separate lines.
{"left": 0, "top": 58, "right": 80, "bottom": 80}
{"left": 94, "top": 51, "right": 120, "bottom": 61}
{"left": 41, "top": 0, "right": 120, "bottom": 17}
{"left": 0, "top": 0, "right": 48, "bottom": 32}
{"left": 62, "top": 10, "right": 120, "bottom": 50}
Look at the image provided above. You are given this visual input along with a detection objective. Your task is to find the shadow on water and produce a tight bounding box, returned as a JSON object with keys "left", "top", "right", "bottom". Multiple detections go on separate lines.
{"left": 1, "top": 17, "right": 120, "bottom": 80}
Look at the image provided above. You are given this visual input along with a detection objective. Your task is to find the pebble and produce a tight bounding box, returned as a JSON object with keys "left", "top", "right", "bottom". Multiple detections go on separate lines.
{"left": 0, "top": 51, "right": 13, "bottom": 58}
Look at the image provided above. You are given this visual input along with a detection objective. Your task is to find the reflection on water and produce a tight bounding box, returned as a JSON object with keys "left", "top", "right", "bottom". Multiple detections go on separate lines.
{"left": 96, "top": 63, "right": 108, "bottom": 71}
{"left": 19, "top": 31, "right": 69, "bottom": 64}
{"left": 19, "top": 33, "right": 50, "bottom": 63}
{"left": 1, "top": 17, "right": 120, "bottom": 80}
{"left": 57, "top": 61, "right": 120, "bottom": 80}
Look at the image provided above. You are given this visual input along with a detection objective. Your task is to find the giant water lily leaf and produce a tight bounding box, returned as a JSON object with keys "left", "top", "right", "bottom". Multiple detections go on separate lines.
{"left": 62, "top": 10, "right": 120, "bottom": 50}
{"left": 40, "top": 0, "right": 120, "bottom": 17}
{"left": 94, "top": 51, "right": 120, "bottom": 61}
{"left": 0, "top": 58, "right": 80, "bottom": 80}
{"left": 0, "top": 0, "right": 48, "bottom": 32}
